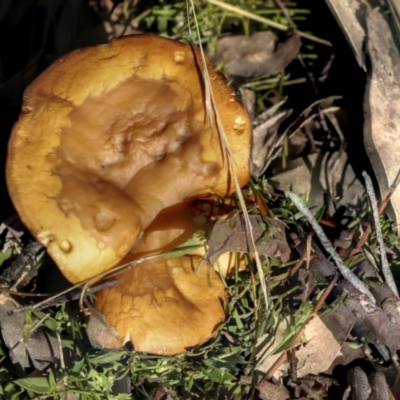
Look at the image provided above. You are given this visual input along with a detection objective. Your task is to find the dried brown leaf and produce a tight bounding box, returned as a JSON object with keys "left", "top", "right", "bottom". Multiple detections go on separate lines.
{"left": 215, "top": 32, "right": 300, "bottom": 79}
{"left": 208, "top": 214, "right": 290, "bottom": 264}
{"left": 256, "top": 316, "right": 341, "bottom": 379}
{"left": 240, "top": 375, "right": 290, "bottom": 400}
{"left": 324, "top": 0, "right": 366, "bottom": 70}
{"left": 364, "top": 8, "right": 400, "bottom": 229}
{"left": 0, "top": 294, "right": 59, "bottom": 370}
{"left": 86, "top": 301, "right": 122, "bottom": 349}
{"left": 251, "top": 100, "right": 292, "bottom": 177}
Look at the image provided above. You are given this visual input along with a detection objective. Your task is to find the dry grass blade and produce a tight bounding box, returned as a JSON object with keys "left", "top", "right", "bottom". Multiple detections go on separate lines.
{"left": 362, "top": 171, "right": 399, "bottom": 297}
{"left": 206, "top": 0, "right": 332, "bottom": 46}
{"left": 189, "top": 0, "right": 269, "bottom": 308}
{"left": 353, "top": 170, "right": 400, "bottom": 253}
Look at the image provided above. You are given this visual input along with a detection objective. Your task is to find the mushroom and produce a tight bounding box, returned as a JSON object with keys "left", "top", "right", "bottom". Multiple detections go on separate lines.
{"left": 7, "top": 34, "right": 251, "bottom": 284}
{"left": 95, "top": 255, "right": 228, "bottom": 355}
{"left": 6, "top": 34, "right": 252, "bottom": 354}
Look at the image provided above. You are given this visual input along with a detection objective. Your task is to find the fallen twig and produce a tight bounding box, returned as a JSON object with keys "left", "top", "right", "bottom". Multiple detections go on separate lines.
{"left": 362, "top": 171, "right": 399, "bottom": 297}
{"left": 7, "top": 279, "right": 119, "bottom": 316}
{"left": 353, "top": 170, "right": 400, "bottom": 252}
{"left": 287, "top": 191, "right": 375, "bottom": 303}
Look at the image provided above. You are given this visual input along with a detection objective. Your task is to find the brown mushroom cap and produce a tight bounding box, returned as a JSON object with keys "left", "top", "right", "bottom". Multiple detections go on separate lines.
{"left": 6, "top": 34, "right": 251, "bottom": 283}
{"left": 92, "top": 201, "right": 240, "bottom": 355}
{"left": 94, "top": 255, "right": 227, "bottom": 355}
{"left": 92, "top": 227, "right": 246, "bottom": 354}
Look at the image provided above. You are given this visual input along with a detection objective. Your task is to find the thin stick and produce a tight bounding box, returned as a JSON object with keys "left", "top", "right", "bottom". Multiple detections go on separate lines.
{"left": 8, "top": 279, "right": 119, "bottom": 316}
{"left": 302, "top": 234, "right": 312, "bottom": 302}
{"left": 206, "top": 0, "right": 332, "bottom": 46}
{"left": 362, "top": 171, "right": 399, "bottom": 296}
{"left": 30, "top": 253, "right": 161, "bottom": 310}
{"left": 353, "top": 172, "right": 400, "bottom": 252}
{"left": 0, "top": 290, "right": 50, "bottom": 297}
{"left": 287, "top": 191, "right": 376, "bottom": 303}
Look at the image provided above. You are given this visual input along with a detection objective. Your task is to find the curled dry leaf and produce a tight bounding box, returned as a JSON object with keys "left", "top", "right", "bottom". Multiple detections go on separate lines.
{"left": 215, "top": 31, "right": 301, "bottom": 79}
{"left": 364, "top": 8, "right": 400, "bottom": 229}
{"left": 254, "top": 96, "right": 340, "bottom": 179}
{"left": 324, "top": 0, "right": 366, "bottom": 70}
{"left": 307, "top": 4, "right": 400, "bottom": 230}
{"left": 251, "top": 100, "right": 292, "bottom": 177}
{"left": 94, "top": 255, "right": 227, "bottom": 355}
